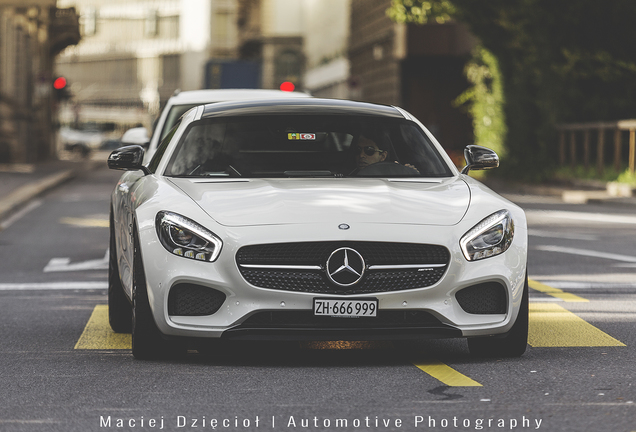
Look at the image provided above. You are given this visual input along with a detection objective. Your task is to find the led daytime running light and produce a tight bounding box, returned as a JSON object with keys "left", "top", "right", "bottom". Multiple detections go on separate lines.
{"left": 156, "top": 211, "right": 222, "bottom": 262}
{"left": 460, "top": 210, "right": 514, "bottom": 261}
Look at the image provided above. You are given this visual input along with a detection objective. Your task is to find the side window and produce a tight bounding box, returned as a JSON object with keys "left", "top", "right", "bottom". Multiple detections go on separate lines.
{"left": 147, "top": 121, "right": 180, "bottom": 173}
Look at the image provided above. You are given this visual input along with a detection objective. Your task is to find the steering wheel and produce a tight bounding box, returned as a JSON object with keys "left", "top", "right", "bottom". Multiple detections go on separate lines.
{"left": 355, "top": 161, "right": 420, "bottom": 176}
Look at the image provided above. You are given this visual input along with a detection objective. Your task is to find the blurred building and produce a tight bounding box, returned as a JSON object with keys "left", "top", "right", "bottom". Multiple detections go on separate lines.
{"left": 349, "top": 0, "right": 476, "bottom": 154}
{"left": 302, "top": 0, "right": 350, "bottom": 99}
{"left": 0, "top": 0, "right": 79, "bottom": 163}
{"left": 54, "top": 0, "right": 239, "bottom": 131}
{"left": 237, "top": 0, "right": 304, "bottom": 91}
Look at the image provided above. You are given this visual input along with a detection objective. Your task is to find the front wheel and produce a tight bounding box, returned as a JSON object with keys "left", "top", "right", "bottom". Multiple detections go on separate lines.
{"left": 467, "top": 274, "right": 529, "bottom": 358}
{"left": 131, "top": 228, "right": 185, "bottom": 360}
{"left": 108, "top": 209, "right": 132, "bottom": 333}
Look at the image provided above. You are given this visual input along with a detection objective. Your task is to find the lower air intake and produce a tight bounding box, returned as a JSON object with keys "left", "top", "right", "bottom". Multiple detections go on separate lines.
{"left": 168, "top": 284, "right": 226, "bottom": 316}
{"left": 455, "top": 282, "right": 507, "bottom": 314}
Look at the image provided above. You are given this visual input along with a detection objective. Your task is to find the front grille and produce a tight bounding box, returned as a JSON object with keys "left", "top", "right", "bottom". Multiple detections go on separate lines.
{"left": 239, "top": 310, "right": 443, "bottom": 328}
{"left": 237, "top": 241, "right": 449, "bottom": 294}
{"left": 240, "top": 267, "right": 446, "bottom": 294}
{"left": 168, "top": 283, "right": 226, "bottom": 316}
{"left": 237, "top": 241, "right": 449, "bottom": 265}
{"left": 455, "top": 282, "right": 507, "bottom": 314}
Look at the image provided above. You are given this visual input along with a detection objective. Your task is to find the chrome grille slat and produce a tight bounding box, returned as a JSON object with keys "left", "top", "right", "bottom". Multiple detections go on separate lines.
{"left": 236, "top": 241, "right": 450, "bottom": 295}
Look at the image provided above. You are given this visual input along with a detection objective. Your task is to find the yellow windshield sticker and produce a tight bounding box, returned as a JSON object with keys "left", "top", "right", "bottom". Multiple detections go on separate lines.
{"left": 288, "top": 133, "right": 316, "bottom": 140}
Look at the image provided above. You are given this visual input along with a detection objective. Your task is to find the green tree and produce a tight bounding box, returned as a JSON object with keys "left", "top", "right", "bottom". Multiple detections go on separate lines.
{"left": 388, "top": 0, "right": 636, "bottom": 179}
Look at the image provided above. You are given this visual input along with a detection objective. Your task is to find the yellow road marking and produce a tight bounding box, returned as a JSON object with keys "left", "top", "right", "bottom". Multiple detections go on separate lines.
{"left": 529, "top": 279, "right": 588, "bottom": 302}
{"left": 60, "top": 217, "right": 109, "bottom": 228}
{"left": 78, "top": 297, "right": 626, "bottom": 357}
{"left": 413, "top": 361, "right": 482, "bottom": 386}
{"left": 75, "top": 305, "right": 131, "bottom": 350}
{"left": 529, "top": 303, "right": 625, "bottom": 347}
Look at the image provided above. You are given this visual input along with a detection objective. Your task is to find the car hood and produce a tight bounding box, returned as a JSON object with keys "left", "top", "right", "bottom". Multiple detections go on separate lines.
{"left": 167, "top": 177, "right": 470, "bottom": 227}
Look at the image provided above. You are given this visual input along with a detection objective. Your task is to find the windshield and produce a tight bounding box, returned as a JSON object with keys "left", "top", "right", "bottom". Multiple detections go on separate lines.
{"left": 158, "top": 103, "right": 199, "bottom": 143}
{"left": 163, "top": 115, "right": 453, "bottom": 178}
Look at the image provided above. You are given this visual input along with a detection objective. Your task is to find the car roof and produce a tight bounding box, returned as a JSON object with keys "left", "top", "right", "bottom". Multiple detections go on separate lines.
{"left": 200, "top": 98, "right": 404, "bottom": 119}
{"left": 168, "top": 89, "right": 311, "bottom": 105}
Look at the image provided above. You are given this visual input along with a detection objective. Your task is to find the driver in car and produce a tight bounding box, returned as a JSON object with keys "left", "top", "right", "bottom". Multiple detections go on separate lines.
{"left": 355, "top": 134, "right": 388, "bottom": 169}
{"left": 354, "top": 134, "right": 419, "bottom": 173}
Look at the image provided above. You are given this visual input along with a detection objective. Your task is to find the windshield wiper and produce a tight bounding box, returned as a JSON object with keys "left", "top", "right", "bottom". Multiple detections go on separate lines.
{"left": 283, "top": 170, "right": 336, "bottom": 177}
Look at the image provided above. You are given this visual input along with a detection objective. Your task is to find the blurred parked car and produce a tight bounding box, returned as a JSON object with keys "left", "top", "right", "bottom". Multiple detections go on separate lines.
{"left": 100, "top": 139, "right": 123, "bottom": 151}
{"left": 58, "top": 126, "right": 106, "bottom": 158}
{"left": 121, "top": 127, "right": 150, "bottom": 147}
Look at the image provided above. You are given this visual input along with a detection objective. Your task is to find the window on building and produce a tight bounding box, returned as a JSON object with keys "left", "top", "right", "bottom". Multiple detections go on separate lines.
{"left": 275, "top": 50, "right": 301, "bottom": 87}
{"left": 82, "top": 7, "right": 97, "bottom": 36}
{"left": 145, "top": 10, "right": 158, "bottom": 37}
{"left": 214, "top": 10, "right": 231, "bottom": 45}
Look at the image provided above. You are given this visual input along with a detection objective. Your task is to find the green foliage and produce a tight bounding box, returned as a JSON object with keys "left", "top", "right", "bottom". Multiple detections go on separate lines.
{"left": 553, "top": 165, "right": 623, "bottom": 184}
{"left": 453, "top": 47, "right": 507, "bottom": 158}
{"left": 387, "top": 0, "right": 455, "bottom": 24}
{"left": 553, "top": 165, "right": 636, "bottom": 186}
{"left": 387, "top": 0, "right": 636, "bottom": 181}
{"left": 616, "top": 169, "right": 636, "bottom": 186}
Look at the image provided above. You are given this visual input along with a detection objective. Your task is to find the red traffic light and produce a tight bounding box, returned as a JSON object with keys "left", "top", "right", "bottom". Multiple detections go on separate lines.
{"left": 53, "top": 77, "right": 67, "bottom": 90}
{"left": 279, "top": 81, "right": 295, "bottom": 92}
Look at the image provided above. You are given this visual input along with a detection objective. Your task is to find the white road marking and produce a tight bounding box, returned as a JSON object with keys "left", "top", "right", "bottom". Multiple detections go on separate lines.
{"left": 528, "top": 229, "right": 597, "bottom": 241}
{"left": 0, "top": 199, "right": 42, "bottom": 230}
{"left": 536, "top": 245, "right": 636, "bottom": 263}
{"left": 526, "top": 210, "right": 636, "bottom": 225}
{"left": 43, "top": 250, "right": 108, "bottom": 272}
{"left": 529, "top": 297, "right": 564, "bottom": 302}
{"left": 532, "top": 281, "right": 636, "bottom": 290}
{"left": 0, "top": 282, "right": 108, "bottom": 290}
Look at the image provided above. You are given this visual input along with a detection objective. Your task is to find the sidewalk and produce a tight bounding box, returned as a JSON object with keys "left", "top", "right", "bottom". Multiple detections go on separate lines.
{"left": 0, "top": 154, "right": 106, "bottom": 222}
{"left": 483, "top": 178, "right": 636, "bottom": 206}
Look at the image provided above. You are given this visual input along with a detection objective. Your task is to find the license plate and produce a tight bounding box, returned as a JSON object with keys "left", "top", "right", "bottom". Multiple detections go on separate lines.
{"left": 313, "top": 298, "right": 378, "bottom": 318}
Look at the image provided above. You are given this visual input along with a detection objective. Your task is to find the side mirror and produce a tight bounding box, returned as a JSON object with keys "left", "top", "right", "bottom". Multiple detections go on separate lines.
{"left": 108, "top": 145, "right": 150, "bottom": 174}
{"left": 461, "top": 145, "right": 499, "bottom": 174}
{"left": 121, "top": 127, "right": 150, "bottom": 149}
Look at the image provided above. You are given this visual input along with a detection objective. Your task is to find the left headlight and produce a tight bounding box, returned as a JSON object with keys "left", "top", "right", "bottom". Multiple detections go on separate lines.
{"left": 460, "top": 210, "right": 514, "bottom": 261}
{"left": 156, "top": 211, "right": 222, "bottom": 262}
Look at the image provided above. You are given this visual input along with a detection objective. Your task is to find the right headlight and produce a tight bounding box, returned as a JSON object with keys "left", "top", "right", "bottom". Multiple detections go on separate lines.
{"left": 460, "top": 210, "right": 514, "bottom": 261}
{"left": 156, "top": 211, "right": 222, "bottom": 262}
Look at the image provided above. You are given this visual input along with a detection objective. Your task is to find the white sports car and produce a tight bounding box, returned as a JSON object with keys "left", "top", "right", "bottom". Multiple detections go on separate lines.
{"left": 107, "top": 98, "right": 528, "bottom": 360}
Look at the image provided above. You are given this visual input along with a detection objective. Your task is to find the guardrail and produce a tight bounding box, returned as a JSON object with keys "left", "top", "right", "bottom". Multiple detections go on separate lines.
{"left": 556, "top": 120, "right": 636, "bottom": 174}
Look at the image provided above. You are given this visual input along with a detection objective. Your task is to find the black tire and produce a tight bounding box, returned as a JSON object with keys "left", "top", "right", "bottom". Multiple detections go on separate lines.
{"left": 108, "top": 209, "right": 132, "bottom": 333}
{"left": 131, "top": 227, "right": 185, "bottom": 360}
{"left": 467, "top": 274, "right": 529, "bottom": 358}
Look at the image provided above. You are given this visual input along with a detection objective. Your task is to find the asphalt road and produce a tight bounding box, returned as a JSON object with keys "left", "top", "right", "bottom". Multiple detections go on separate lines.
{"left": 0, "top": 165, "right": 635, "bottom": 432}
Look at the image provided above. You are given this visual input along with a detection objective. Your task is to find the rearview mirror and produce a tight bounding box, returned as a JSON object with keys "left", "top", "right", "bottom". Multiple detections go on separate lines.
{"left": 108, "top": 145, "right": 149, "bottom": 174}
{"left": 461, "top": 145, "right": 499, "bottom": 174}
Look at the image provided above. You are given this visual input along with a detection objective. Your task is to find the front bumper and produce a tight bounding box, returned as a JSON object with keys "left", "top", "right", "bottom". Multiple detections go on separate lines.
{"left": 138, "top": 220, "right": 527, "bottom": 341}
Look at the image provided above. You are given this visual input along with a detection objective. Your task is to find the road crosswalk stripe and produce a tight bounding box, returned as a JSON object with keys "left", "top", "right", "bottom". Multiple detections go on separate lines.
{"left": 412, "top": 361, "right": 482, "bottom": 386}
{"left": 59, "top": 217, "right": 109, "bottom": 228}
{"left": 528, "top": 303, "right": 625, "bottom": 347}
{"left": 0, "top": 282, "right": 108, "bottom": 290}
{"left": 75, "top": 306, "right": 483, "bottom": 386}
{"left": 529, "top": 279, "right": 589, "bottom": 302}
{"left": 76, "top": 301, "right": 626, "bottom": 380}
{"left": 74, "top": 305, "right": 131, "bottom": 349}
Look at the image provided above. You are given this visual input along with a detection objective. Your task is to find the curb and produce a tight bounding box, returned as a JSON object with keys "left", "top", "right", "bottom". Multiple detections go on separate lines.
{"left": 0, "top": 170, "right": 74, "bottom": 221}
{"left": 484, "top": 179, "right": 636, "bottom": 206}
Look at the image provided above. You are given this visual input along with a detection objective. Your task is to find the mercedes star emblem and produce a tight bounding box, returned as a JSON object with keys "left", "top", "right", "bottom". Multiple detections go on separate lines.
{"left": 326, "top": 247, "right": 366, "bottom": 287}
